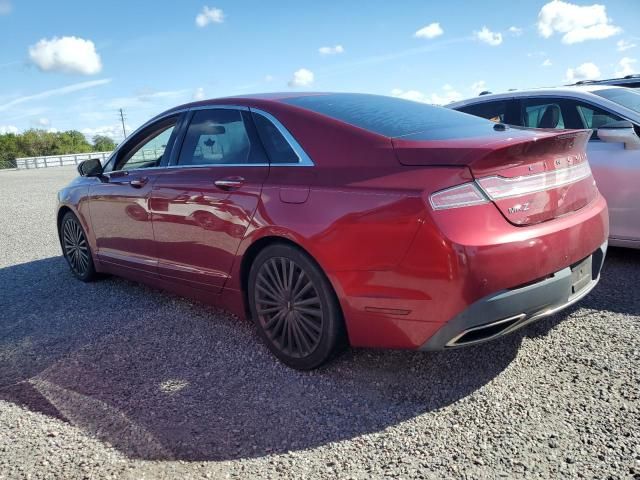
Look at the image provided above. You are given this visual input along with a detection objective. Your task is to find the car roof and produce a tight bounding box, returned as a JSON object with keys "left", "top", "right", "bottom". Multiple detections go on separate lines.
{"left": 449, "top": 85, "right": 634, "bottom": 107}
{"left": 448, "top": 85, "right": 640, "bottom": 124}
{"left": 448, "top": 85, "right": 627, "bottom": 107}
{"left": 567, "top": 75, "right": 640, "bottom": 87}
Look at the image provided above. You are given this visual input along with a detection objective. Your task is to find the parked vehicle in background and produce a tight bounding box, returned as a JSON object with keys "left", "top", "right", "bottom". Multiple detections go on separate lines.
{"left": 568, "top": 74, "right": 640, "bottom": 89}
{"left": 57, "top": 93, "right": 608, "bottom": 369}
{"left": 450, "top": 86, "right": 640, "bottom": 248}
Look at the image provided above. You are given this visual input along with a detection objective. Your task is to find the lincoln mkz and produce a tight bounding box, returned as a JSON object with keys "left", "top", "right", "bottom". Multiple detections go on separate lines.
{"left": 57, "top": 93, "right": 608, "bottom": 369}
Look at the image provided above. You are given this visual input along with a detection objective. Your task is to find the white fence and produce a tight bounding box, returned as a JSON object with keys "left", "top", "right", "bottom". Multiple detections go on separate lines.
{"left": 15, "top": 152, "right": 113, "bottom": 170}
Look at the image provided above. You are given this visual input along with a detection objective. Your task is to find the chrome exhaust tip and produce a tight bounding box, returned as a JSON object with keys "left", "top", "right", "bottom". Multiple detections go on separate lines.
{"left": 446, "top": 313, "right": 526, "bottom": 347}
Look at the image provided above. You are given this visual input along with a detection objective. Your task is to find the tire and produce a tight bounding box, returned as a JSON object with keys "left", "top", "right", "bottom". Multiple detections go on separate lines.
{"left": 59, "top": 211, "right": 98, "bottom": 282}
{"left": 248, "top": 243, "right": 346, "bottom": 370}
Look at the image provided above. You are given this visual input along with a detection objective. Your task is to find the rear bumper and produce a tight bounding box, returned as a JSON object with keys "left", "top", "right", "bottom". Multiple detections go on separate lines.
{"left": 420, "top": 241, "right": 607, "bottom": 350}
{"left": 334, "top": 193, "right": 608, "bottom": 350}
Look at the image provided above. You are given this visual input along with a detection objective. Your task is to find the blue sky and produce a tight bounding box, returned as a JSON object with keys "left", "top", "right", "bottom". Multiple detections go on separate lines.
{"left": 1, "top": 0, "right": 639, "bottom": 141}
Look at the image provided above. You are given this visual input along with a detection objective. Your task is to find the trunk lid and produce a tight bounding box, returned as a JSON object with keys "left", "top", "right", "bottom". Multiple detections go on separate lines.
{"left": 393, "top": 128, "right": 598, "bottom": 226}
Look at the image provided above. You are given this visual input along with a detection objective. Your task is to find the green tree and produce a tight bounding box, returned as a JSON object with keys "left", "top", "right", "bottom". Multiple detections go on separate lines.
{"left": 0, "top": 133, "right": 19, "bottom": 168}
{"left": 92, "top": 135, "right": 116, "bottom": 152}
{"left": 0, "top": 129, "right": 97, "bottom": 169}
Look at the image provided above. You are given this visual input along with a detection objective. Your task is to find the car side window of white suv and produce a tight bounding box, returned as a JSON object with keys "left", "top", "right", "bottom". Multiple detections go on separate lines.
{"left": 573, "top": 104, "right": 623, "bottom": 139}
{"left": 457, "top": 101, "right": 509, "bottom": 123}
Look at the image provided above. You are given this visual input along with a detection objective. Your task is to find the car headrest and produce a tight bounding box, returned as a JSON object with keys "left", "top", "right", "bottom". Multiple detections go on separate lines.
{"left": 539, "top": 104, "right": 561, "bottom": 128}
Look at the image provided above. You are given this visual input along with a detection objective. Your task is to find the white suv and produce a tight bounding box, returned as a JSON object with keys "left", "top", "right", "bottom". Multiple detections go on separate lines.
{"left": 450, "top": 86, "right": 640, "bottom": 248}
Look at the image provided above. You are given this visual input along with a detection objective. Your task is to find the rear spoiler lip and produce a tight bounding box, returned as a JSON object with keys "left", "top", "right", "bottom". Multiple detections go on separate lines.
{"left": 392, "top": 128, "right": 592, "bottom": 168}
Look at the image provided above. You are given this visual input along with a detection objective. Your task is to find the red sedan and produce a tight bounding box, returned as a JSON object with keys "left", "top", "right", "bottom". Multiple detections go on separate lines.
{"left": 57, "top": 93, "right": 608, "bottom": 369}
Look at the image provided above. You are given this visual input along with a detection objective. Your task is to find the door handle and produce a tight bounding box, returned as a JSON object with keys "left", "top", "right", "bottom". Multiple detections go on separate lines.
{"left": 129, "top": 177, "right": 149, "bottom": 188}
{"left": 214, "top": 176, "right": 245, "bottom": 191}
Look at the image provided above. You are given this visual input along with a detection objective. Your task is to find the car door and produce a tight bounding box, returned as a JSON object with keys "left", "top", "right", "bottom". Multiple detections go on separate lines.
{"left": 88, "top": 114, "right": 181, "bottom": 276}
{"left": 149, "top": 106, "right": 269, "bottom": 292}
{"left": 518, "top": 96, "right": 640, "bottom": 242}
{"left": 564, "top": 100, "right": 640, "bottom": 242}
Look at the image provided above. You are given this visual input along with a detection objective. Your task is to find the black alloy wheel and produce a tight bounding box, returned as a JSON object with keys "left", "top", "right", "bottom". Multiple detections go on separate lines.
{"left": 248, "top": 244, "right": 345, "bottom": 369}
{"left": 60, "top": 212, "right": 97, "bottom": 281}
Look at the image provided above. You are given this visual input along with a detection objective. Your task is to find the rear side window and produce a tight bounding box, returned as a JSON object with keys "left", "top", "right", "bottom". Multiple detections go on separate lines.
{"left": 458, "top": 101, "right": 508, "bottom": 123}
{"left": 252, "top": 112, "right": 299, "bottom": 164}
{"left": 178, "top": 109, "right": 267, "bottom": 166}
{"left": 283, "top": 93, "right": 492, "bottom": 139}
{"left": 522, "top": 102, "right": 566, "bottom": 129}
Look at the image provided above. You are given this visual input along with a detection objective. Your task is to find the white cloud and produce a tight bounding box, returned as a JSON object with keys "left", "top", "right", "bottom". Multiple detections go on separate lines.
{"left": 318, "top": 45, "right": 344, "bottom": 55}
{"left": 470, "top": 80, "right": 487, "bottom": 94}
{"left": 391, "top": 84, "right": 462, "bottom": 105}
{"left": 0, "top": 0, "right": 11, "bottom": 15}
{"left": 0, "top": 125, "right": 19, "bottom": 134}
{"left": 617, "top": 40, "right": 636, "bottom": 52}
{"left": 390, "top": 89, "right": 428, "bottom": 103}
{"left": 193, "top": 87, "right": 205, "bottom": 100}
{"left": 414, "top": 22, "right": 444, "bottom": 39}
{"left": 565, "top": 62, "right": 601, "bottom": 82}
{"left": 264, "top": 74, "right": 274, "bottom": 82}
{"left": 36, "top": 117, "right": 50, "bottom": 127}
{"left": 475, "top": 27, "right": 502, "bottom": 46}
{"left": 81, "top": 123, "right": 130, "bottom": 142}
{"left": 28, "top": 36, "right": 102, "bottom": 75}
{"left": 0, "top": 79, "right": 111, "bottom": 112}
{"left": 196, "top": 6, "right": 224, "bottom": 27}
{"left": 288, "top": 68, "right": 314, "bottom": 87}
{"left": 537, "top": 0, "right": 621, "bottom": 44}
{"left": 615, "top": 57, "right": 637, "bottom": 77}
{"left": 542, "top": 58, "right": 553, "bottom": 67}
{"left": 508, "top": 26, "right": 523, "bottom": 36}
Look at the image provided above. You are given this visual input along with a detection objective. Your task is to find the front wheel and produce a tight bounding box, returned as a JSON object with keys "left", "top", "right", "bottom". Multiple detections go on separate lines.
{"left": 59, "top": 211, "right": 98, "bottom": 282}
{"left": 248, "top": 244, "right": 346, "bottom": 370}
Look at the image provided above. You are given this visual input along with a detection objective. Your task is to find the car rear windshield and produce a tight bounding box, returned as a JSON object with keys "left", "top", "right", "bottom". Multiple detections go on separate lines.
{"left": 282, "top": 93, "right": 493, "bottom": 139}
{"left": 593, "top": 88, "right": 640, "bottom": 115}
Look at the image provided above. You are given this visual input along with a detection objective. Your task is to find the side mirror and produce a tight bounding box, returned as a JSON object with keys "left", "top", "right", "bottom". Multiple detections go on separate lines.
{"left": 597, "top": 121, "right": 640, "bottom": 150}
{"left": 77, "top": 158, "right": 104, "bottom": 177}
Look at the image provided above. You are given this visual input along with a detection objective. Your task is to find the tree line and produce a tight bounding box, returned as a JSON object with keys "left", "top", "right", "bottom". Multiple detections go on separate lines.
{"left": 0, "top": 129, "right": 117, "bottom": 169}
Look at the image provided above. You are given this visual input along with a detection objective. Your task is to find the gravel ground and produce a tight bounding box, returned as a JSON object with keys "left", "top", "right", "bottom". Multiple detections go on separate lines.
{"left": 0, "top": 166, "right": 638, "bottom": 479}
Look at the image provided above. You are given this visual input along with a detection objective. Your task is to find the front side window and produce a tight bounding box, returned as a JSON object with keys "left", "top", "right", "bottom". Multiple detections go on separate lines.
{"left": 572, "top": 103, "right": 623, "bottom": 140}
{"left": 575, "top": 104, "right": 623, "bottom": 130}
{"left": 114, "top": 118, "right": 177, "bottom": 171}
{"left": 178, "top": 109, "right": 266, "bottom": 165}
{"left": 252, "top": 112, "right": 299, "bottom": 164}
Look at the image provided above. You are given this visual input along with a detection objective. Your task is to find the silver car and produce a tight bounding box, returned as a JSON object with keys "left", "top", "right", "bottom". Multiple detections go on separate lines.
{"left": 450, "top": 86, "right": 640, "bottom": 248}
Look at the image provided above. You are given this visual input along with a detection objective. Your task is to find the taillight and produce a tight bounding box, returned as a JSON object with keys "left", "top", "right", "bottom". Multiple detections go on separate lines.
{"left": 429, "top": 161, "right": 593, "bottom": 210}
{"left": 476, "top": 161, "right": 593, "bottom": 200}
{"left": 429, "top": 183, "right": 489, "bottom": 210}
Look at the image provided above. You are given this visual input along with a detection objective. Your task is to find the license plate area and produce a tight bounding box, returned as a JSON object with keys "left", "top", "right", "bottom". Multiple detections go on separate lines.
{"left": 570, "top": 255, "right": 593, "bottom": 296}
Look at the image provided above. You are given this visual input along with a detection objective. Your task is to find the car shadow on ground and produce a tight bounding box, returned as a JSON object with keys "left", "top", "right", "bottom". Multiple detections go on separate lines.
{"left": 0, "top": 249, "right": 637, "bottom": 461}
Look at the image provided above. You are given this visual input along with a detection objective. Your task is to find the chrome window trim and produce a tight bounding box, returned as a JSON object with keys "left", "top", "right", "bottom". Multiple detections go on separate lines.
{"left": 250, "top": 108, "right": 315, "bottom": 167}
{"left": 190, "top": 104, "right": 250, "bottom": 112}
{"left": 104, "top": 109, "right": 187, "bottom": 173}
{"left": 105, "top": 104, "right": 315, "bottom": 174}
{"left": 164, "top": 163, "right": 271, "bottom": 169}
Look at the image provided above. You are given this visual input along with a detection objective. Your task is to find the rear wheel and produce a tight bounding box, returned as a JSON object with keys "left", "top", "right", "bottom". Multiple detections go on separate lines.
{"left": 60, "top": 211, "right": 97, "bottom": 282}
{"left": 248, "top": 244, "right": 345, "bottom": 370}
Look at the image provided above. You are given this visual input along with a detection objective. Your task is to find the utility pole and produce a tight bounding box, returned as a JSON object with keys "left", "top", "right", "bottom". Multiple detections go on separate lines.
{"left": 119, "top": 109, "right": 127, "bottom": 138}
